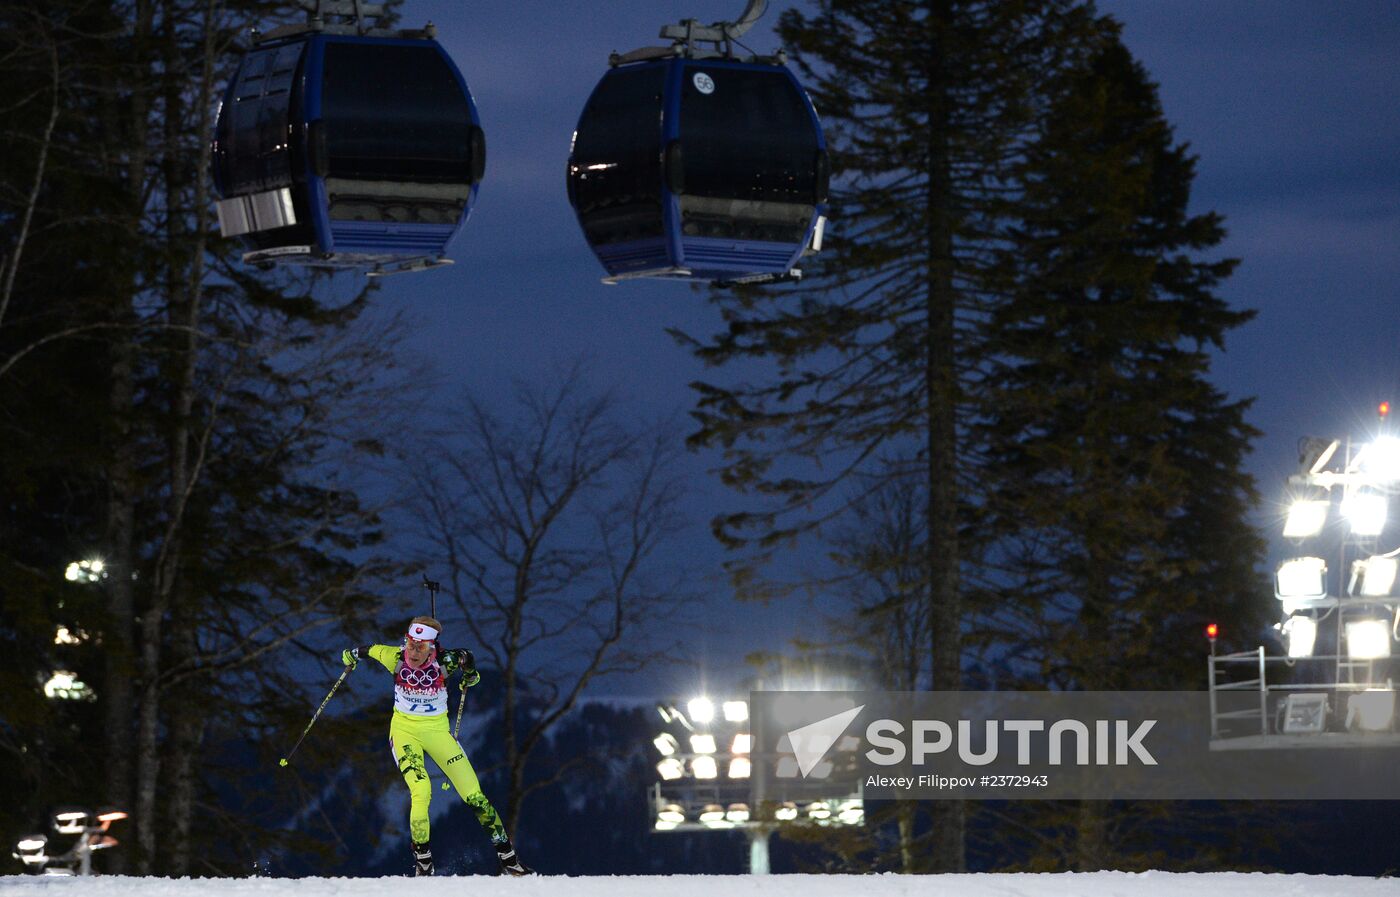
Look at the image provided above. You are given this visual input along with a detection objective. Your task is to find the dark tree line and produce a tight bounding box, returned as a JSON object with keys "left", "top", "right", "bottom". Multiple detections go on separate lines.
{"left": 0, "top": 0, "right": 415, "bottom": 874}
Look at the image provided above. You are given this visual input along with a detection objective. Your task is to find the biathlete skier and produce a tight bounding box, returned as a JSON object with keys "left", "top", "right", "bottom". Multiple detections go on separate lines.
{"left": 342, "top": 616, "right": 531, "bottom": 876}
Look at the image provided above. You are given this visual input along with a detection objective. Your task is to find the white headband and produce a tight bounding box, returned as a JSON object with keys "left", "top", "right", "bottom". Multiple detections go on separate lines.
{"left": 407, "top": 623, "right": 439, "bottom": 641}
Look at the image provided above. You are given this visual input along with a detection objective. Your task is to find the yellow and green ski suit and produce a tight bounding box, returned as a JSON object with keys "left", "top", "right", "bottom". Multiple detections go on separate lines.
{"left": 365, "top": 644, "right": 506, "bottom": 845}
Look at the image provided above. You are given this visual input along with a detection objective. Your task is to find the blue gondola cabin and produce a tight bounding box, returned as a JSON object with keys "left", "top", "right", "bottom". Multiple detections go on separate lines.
{"left": 567, "top": 57, "right": 828, "bottom": 285}
{"left": 212, "top": 33, "right": 485, "bottom": 276}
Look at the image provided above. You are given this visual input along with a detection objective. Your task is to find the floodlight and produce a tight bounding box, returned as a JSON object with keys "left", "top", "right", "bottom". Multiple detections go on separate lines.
{"left": 1283, "top": 499, "right": 1329, "bottom": 538}
{"left": 806, "top": 802, "right": 831, "bottom": 820}
{"left": 653, "top": 733, "right": 679, "bottom": 756}
{"left": 64, "top": 558, "right": 107, "bottom": 583}
{"left": 1275, "top": 557, "right": 1327, "bottom": 599}
{"left": 732, "top": 733, "right": 751, "bottom": 754}
{"left": 690, "top": 734, "right": 717, "bottom": 754}
{"left": 775, "top": 756, "right": 799, "bottom": 778}
{"left": 775, "top": 802, "right": 799, "bottom": 821}
{"left": 728, "top": 757, "right": 751, "bottom": 779}
{"left": 656, "top": 758, "right": 684, "bottom": 780}
{"left": 1347, "top": 689, "right": 1396, "bottom": 731}
{"left": 1281, "top": 693, "right": 1328, "bottom": 734}
{"left": 13, "top": 834, "right": 47, "bottom": 866}
{"left": 808, "top": 759, "right": 834, "bottom": 779}
{"left": 1343, "top": 488, "right": 1388, "bottom": 536}
{"left": 698, "top": 804, "right": 725, "bottom": 823}
{"left": 1353, "top": 555, "right": 1399, "bottom": 596}
{"left": 725, "top": 803, "right": 750, "bottom": 823}
{"left": 692, "top": 756, "right": 718, "bottom": 779}
{"left": 52, "top": 809, "right": 90, "bottom": 834}
{"left": 654, "top": 820, "right": 679, "bottom": 831}
{"left": 688, "top": 697, "right": 715, "bottom": 723}
{"left": 838, "top": 800, "right": 864, "bottom": 825}
{"left": 723, "top": 700, "right": 748, "bottom": 722}
{"left": 96, "top": 809, "right": 128, "bottom": 823}
{"left": 1347, "top": 619, "right": 1392, "bottom": 659}
{"left": 1358, "top": 437, "right": 1400, "bottom": 483}
{"left": 656, "top": 705, "right": 673, "bottom": 724}
{"left": 1281, "top": 615, "right": 1318, "bottom": 659}
{"left": 44, "top": 671, "right": 92, "bottom": 701}
{"left": 657, "top": 803, "right": 685, "bottom": 824}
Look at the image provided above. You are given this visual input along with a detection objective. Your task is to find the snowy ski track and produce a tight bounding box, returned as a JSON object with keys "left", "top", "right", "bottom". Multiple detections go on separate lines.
{"left": 3, "top": 872, "right": 1398, "bottom": 897}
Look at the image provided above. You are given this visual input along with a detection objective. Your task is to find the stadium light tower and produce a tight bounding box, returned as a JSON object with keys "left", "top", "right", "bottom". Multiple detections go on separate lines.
{"left": 648, "top": 693, "right": 864, "bottom": 874}
{"left": 12, "top": 808, "right": 127, "bottom": 875}
{"left": 1211, "top": 405, "right": 1400, "bottom": 747}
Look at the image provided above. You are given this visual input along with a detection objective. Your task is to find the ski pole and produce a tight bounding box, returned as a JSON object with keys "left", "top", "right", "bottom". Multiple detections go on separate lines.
{"left": 422, "top": 574, "right": 440, "bottom": 619}
{"left": 279, "top": 664, "right": 352, "bottom": 767}
{"left": 453, "top": 678, "right": 468, "bottom": 740}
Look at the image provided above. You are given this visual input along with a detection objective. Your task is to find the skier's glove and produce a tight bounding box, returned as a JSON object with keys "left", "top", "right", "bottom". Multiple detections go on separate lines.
{"left": 341, "top": 647, "right": 359, "bottom": 669}
{"left": 462, "top": 668, "right": 481, "bottom": 688}
{"left": 449, "top": 648, "right": 475, "bottom": 670}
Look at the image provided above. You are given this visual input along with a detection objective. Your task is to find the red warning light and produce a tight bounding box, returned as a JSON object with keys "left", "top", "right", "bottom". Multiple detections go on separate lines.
{"left": 1381, "top": 402, "right": 1391, "bottom": 419}
{"left": 1205, "top": 623, "right": 1219, "bottom": 641}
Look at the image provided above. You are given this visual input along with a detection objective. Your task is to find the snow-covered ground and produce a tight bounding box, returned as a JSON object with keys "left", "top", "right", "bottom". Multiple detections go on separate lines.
{"left": 3, "top": 873, "right": 1399, "bottom": 897}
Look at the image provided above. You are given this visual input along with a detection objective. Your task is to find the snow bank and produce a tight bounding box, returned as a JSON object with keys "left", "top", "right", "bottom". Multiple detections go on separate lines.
{"left": 3, "top": 872, "right": 1398, "bottom": 897}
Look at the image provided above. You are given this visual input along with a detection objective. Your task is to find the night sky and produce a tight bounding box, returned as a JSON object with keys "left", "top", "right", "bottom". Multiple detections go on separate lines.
{"left": 343, "top": 0, "right": 1400, "bottom": 698}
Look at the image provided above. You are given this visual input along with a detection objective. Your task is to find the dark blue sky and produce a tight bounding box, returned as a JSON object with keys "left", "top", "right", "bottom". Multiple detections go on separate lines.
{"left": 353, "top": 1, "right": 1400, "bottom": 697}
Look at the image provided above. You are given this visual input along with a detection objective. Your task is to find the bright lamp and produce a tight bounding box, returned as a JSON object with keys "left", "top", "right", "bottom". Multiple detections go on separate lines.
{"left": 728, "top": 757, "right": 751, "bottom": 779}
{"left": 1358, "top": 437, "right": 1400, "bottom": 483}
{"left": 1284, "top": 499, "right": 1329, "bottom": 538}
{"left": 51, "top": 810, "right": 89, "bottom": 835}
{"left": 1276, "top": 557, "right": 1327, "bottom": 599}
{"left": 1353, "top": 555, "right": 1399, "bottom": 596}
{"left": 691, "top": 756, "right": 718, "bottom": 779}
{"left": 656, "top": 758, "right": 683, "bottom": 780}
{"left": 1346, "top": 619, "right": 1392, "bottom": 659}
{"left": 1343, "top": 488, "right": 1388, "bottom": 536}
{"left": 687, "top": 697, "right": 715, "bottom": 723}
{"left": 1281, "top": 615, "right": 1318, "bottom": 659}
{"left": 653, "top": 733, "right": 679, "bottom": 756}
{"left": 723, "top": 700, "right": 748, "bottom": 722}
{"left": 689, "top": 734, "right": 716, "bottom": 754}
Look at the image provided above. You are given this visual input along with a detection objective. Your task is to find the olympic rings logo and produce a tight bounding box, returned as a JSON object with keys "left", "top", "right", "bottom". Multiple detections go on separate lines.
{"left": 399, "top": 665, "right": 440, "bottom": 688}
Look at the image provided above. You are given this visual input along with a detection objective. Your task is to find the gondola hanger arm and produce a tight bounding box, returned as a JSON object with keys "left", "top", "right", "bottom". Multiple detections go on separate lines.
{"left": 260, "top": 0, "right": 435, "bottom": 41}
{"left": 612, "top": 0, "right": 784, "bottom": 66}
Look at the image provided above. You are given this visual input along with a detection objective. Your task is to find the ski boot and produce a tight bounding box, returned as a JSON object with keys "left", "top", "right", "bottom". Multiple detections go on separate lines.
{"left": 412, "top": 841, "right": 434, "bottom": 876}
{"left": 494, "top": 839, "right": 532, "bottom": 876}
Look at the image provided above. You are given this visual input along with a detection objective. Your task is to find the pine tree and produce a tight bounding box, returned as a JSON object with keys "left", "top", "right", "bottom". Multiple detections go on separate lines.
{"left": 977, "top": 27, "right": 1262, "bottom": 697}
{"left": 970, "top": 29, "right": 1264, "bottom": 872}
{"left": 677, "top": 0, "right": 1110, "bottom": 870}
